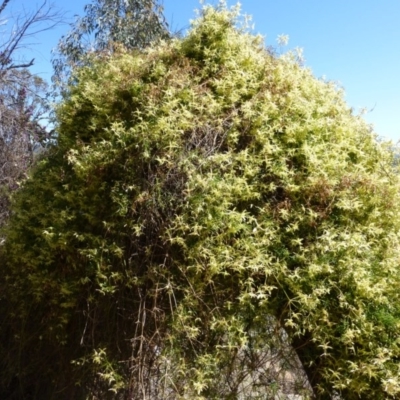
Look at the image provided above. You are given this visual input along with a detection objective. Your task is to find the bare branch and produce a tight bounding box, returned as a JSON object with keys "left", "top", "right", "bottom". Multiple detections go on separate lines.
{"left": 5, "top": 59, "right": 34, "bottom": 71}
{"left": 0, "top": 0, "right": 11, "bottom": 17}
{"left": 0, "top": 1, "right": 65, "bottom": 72}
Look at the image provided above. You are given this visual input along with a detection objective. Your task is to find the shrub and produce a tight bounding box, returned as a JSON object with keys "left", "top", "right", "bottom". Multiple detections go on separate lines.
{"left": 2, "top": 3, "right": 400, "bottom": 399}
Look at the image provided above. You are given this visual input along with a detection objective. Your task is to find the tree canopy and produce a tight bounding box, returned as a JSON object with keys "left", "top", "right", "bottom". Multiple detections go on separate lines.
{"left": 2, "top": 3, "right": 400, "bottom": 399}
{"left": 52, "top": 0, "right": 169, "bottom": 86}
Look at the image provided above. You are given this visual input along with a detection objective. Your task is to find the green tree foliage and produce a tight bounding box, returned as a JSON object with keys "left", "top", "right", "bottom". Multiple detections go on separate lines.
{"left": 2, "top": 3, "right": 400, "bottom": 399}
{"left": 52, "top": 0, "right": 170, "bottom": 86}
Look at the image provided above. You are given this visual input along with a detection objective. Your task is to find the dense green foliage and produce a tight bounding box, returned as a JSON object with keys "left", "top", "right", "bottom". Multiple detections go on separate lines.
{"left": 2, "top": 3, "right": 400, "bottom": 399}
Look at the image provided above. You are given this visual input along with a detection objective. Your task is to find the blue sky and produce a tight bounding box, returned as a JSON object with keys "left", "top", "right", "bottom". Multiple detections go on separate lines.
{"left": 6, "top": 0, "right": 400, "bottom": 141}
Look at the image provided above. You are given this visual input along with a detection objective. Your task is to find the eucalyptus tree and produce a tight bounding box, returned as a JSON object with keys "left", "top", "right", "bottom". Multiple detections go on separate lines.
{"left": 2, "top": 3, "right": 400, "bottom": 399}
{"left": 52, "top": 0, "right": 170, "bottom": 86}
